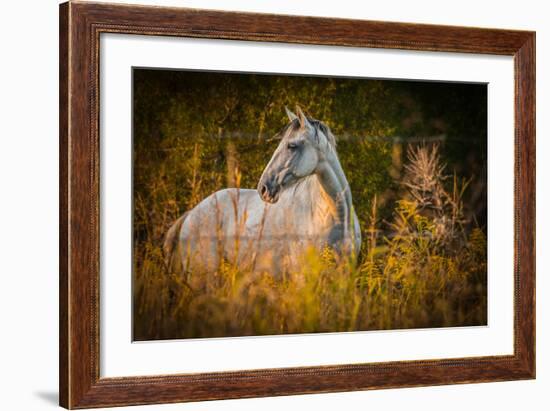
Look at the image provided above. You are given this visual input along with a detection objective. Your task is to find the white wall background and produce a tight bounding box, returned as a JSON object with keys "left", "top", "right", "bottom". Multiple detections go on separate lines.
{"left": 0, "top": 0, "right": 547, "bottom": 410}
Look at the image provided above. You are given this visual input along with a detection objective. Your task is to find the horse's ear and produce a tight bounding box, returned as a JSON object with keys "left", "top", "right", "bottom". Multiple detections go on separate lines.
{"left": 285, "top": 106, "right": 297, "bottom": 122}
{"left": 295, "top": 105, "right": 309, "bottom": 129}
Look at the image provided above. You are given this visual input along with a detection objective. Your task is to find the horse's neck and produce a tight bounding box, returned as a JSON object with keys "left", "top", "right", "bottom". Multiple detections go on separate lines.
{"left": 292, "top": 150, "right": 352, "bottom": 227}
{"left": 316, "top": 150, "right": 353, "bottom": 226}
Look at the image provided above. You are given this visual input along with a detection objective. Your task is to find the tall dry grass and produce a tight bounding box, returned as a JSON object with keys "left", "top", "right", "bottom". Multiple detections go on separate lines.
{"left": 133, "top": 144, "right": 486, "bottom": 340}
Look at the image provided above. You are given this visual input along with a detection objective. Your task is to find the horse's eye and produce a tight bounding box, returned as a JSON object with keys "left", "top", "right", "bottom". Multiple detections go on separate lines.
{"left": 287, "top": 142, "right": 299, "bottom": 150}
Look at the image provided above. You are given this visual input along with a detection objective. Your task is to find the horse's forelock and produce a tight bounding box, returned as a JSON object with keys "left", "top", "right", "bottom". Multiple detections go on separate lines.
{"left": 274, "top": 117, "right": 336, "bottom": 149}
{"left": 271, "top": 119, "right": 300, "bottom": 141}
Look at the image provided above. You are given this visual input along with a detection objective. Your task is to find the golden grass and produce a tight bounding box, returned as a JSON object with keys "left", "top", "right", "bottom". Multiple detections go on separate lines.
{"left": 133, "top": 144, "right": 487, "bottom": 340}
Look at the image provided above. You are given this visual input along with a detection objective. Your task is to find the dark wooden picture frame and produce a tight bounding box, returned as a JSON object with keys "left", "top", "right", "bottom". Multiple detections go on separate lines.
{"left": 59, "top": 1, "right": 535, "bottom": 408}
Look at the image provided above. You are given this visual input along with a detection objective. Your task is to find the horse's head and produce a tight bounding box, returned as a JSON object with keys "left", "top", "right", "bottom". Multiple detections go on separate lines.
{"left": 257, "top": 106, "right": 335, "bottom": 204}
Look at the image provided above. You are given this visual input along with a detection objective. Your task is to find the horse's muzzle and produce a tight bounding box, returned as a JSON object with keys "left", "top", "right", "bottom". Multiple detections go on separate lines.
{"left": 258, "top": 181, "right": 280, "bottom": 203}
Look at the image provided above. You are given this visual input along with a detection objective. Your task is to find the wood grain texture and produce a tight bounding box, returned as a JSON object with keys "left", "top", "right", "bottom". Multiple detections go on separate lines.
{"left": 59, "top": 1, "right": 536, "bottom": 408}
{"left": 59, "top": 2, "right": 69, "bottom": 407}
{"left": 514, "top": 34, "right": 536, "bottom": 376}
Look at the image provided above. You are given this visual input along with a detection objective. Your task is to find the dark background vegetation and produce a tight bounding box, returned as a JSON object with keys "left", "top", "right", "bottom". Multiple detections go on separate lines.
{"left": 133, "top": 68, "right": 487, "bottom": 340}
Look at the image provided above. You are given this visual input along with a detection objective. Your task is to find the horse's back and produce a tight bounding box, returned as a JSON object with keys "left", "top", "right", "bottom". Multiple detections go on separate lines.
{"left": 176, "top": 188, "right": 264, "bottom": 271}
{"left": 184, "top": 188, "right": 261, "bottom": 228}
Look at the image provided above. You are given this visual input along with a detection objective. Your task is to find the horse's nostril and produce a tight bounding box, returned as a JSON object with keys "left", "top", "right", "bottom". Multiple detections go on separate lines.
{"left": 261, "top": 185, "right": 268, "bottom": 196}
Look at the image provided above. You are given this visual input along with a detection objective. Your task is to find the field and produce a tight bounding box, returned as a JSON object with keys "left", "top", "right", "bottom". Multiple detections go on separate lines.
{"left": 132, "top": 70, "right": 487, "bottom": 340}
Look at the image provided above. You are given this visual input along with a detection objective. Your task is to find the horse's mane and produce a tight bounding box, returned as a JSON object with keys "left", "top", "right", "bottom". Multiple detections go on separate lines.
{"left": 308, "top": 118, "right": 337, "bottom": 148}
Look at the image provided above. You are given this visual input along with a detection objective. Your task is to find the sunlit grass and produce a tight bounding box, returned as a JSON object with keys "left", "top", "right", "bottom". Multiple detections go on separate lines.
{"left": 133, "top": 144, "right": 487, "bottom": 340}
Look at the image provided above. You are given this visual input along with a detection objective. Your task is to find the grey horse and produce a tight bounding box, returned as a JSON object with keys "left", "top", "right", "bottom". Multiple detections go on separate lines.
{"left": 164, "top": 106, "right": 361, "bottom": 276}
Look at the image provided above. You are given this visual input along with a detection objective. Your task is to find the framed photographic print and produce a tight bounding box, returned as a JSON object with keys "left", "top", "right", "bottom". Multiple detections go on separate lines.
{"left": 59, "top": 1, "right": 535, "bottom": 408}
